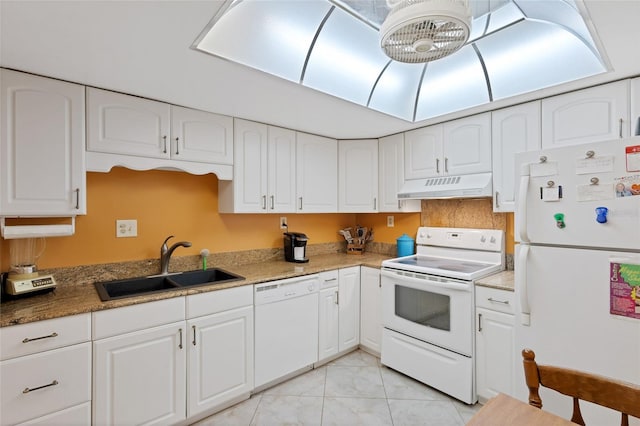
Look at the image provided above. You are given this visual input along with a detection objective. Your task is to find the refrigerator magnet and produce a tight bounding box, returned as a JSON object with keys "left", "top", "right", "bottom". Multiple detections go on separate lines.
{"left": 626, "top": 145, "right": 640, "bottom": 172}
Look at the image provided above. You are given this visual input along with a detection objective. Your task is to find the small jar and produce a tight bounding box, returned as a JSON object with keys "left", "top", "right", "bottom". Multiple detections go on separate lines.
{"left": 396, "top": 234, "right": 415, "bottom": 257}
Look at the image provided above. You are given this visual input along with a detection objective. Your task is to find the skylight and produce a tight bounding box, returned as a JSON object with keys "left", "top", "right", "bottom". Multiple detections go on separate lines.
{"left": 193, "top": 0, "right": 607, "bottom": 123}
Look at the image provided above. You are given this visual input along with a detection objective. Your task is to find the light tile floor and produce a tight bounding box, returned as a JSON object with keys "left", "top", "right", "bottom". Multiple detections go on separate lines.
{"left": 193, "top": 350, "right": 482, "bottom": 426}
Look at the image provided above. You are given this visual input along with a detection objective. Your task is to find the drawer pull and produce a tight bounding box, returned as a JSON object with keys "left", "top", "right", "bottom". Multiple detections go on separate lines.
{"left": 488, "top": 297, "right": 510, "bottom": 305}
{"left": 22, "top": 332, "right": 58, "bottom": 343}
{"left": 23, "top": 380, "right": 59, "bottom": 394}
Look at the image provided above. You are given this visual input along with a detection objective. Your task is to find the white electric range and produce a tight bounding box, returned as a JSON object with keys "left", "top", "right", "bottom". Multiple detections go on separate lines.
{"left": 380, "top": 227, "right": 505, "bottom": 404}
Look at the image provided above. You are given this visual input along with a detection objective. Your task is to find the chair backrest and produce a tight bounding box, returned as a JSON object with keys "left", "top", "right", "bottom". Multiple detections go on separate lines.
{"left": 522, "top": 348, "right": 640, "bottom": 426}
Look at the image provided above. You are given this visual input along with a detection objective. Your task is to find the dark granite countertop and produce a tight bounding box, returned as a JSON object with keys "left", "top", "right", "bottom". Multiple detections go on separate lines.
{"left": 1, "top": 253, "right": 389, "bottom": 327}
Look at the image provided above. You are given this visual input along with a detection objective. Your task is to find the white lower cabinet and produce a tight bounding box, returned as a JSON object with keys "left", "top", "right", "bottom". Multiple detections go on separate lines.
{"left": 93, "top": 321, "right": 187, "bottom": 425}
{"left": 186, "top": 286, "right": 253, "bottom": 419}
{"left": 475, "top": 286, "right": 515, "bottom": 403}
{"left": 317, "top": 267, "right": 361, "bottom": 362}
{"left": 359, "top": 266, "right": 382, "bottom": 355}
{"left": 338, "top": 267, "right": 361, "bottom": 352}
{"left": 0, "top": 314, "right": 91, "bottom": 426}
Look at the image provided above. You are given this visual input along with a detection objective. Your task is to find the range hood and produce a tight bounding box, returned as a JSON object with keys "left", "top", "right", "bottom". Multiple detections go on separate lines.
{"left": 398, "top": 172, "right": 492, "bottom": 199}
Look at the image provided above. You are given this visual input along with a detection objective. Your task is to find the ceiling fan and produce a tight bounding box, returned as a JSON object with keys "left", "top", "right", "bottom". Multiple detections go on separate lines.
{"left": 380, "top": 0, "right": 472, "bottom": 63}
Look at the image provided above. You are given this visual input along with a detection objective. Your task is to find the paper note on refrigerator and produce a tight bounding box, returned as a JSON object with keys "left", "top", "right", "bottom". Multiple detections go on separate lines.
{"left": 610, "top": 261, "right": 640, "bottom": 320}
{"left": 575, "top": 156, "right": 614, "bottom": 174}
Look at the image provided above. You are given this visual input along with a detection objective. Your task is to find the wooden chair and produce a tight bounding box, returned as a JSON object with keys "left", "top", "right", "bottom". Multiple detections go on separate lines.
{"left": 522, "top": 349, "right": 640, "bottom": 426}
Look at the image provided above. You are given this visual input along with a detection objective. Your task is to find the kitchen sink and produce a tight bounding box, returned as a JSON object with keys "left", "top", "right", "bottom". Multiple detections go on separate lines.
{"left": 94, "top": 268, "right": 245, "bottom": 301}
{"left": 168, "top": 268, "right": 243, "bottom": 287}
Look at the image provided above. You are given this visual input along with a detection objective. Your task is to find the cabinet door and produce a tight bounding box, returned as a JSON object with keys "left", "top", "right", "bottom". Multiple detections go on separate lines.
{"left": 268, "top": 126, "right": 296, "bottom": 213}
{"left": 93, "top": 322, "right": 186, "bottom": 426}
{"left": 1, "top": 69, "right": 86, "bottom": 216}
{"left": 296, "top": 133, "right": 337, "bottom": 212}
{"left": 443, "top": 113, "right": 492, "bottom": 175}
{"left": 187, "top": 306, "right": 253, "bottom": 418}
{"left": 86, "top": 87, "right": 170, "bottom": 158}
{"left": 233, "top": 119, "right": 268, "bottom": 212}
{"left": 170, "top": 105, "right": 233, "bottom": 164}
{"left": 379, "top": 134, "right": 420, "bottom": 212}
{"left": 338, "top": 139, "right": 378, "bottom": 212}
{"left": 359, "top": 267, "right": 382, "bottom": 355}
{"left": 318, "top": 286, "right": 340, "bottom": 361}
{"left": 475, "top": 307, "right": 515, "bottom": 402}
{"left": 338, "top": 267, "right": 360, "bottom": 352}
{"left": 631, "top": 78, "right": 640, "bottom": 137}
{"left": 541, "top": 80, "right": 629, "bottom": 148}
{"left": 404, "top": 124, "right": 443, "bottom": 179}
{"left": 491, "top": 102, "right": 541, "bottom": 212}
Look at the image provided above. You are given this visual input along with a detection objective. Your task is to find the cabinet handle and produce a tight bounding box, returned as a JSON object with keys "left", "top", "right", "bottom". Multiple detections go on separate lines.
{"left": 299, "top": 197, "right": 303, "bottom": 210}
{"left": 334, "top": 290, "right": 339, "bottom": 305}
{"left": 488, "top": 297, "right": 510, "bottom": 305}
{"left": 325, "top": 278, "right": 337, "bottom": 283}
{"left": 23, "top": 380, "right": 59, "bottom": 394}
{"left": 445, "top": 157, "right": 449, "bottom": 173}
{"left": 398, "top": 200, "right": 402, "bottom": 210}
{"left": 436, "top": 158, "right": 440, "bottom": 174}
{"left": 192, "top": 325, "right": 196, "bottom": 346}
{"left": 373, "top": 198, "right": 377, "bottom": 210}
{"left": 179, "top": 328, "right": 183, "bottom": 349}
{"left": 478, "top": 313, "right": 483, "bottom": 332}
{"left": 162, "top": 135, "right": 167, "bottom": 153}
{"left": 495, "top": 191, "right": 500, "bottom": 209}
{"left": 270, "top": 195, "right": 274, "bottom": 210}
{"left": 175, "top": 137, "right": 180, "bottom": 155}
{"left": 22, "top": 332, "right": 58, "bottom": 343}
{"left": 619, "top": 118, "right": 623, "bottom": 138}
{"left": 262, "top": 195, "right": 267, "bottom": 210}
{"left": 74, "top": 188, "right": 80, "bottom": 210}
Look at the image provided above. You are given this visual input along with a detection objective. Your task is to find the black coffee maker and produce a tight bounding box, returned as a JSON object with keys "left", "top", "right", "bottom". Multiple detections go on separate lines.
{"left": 283, "top": 232, "right": 309, "bottom": 263}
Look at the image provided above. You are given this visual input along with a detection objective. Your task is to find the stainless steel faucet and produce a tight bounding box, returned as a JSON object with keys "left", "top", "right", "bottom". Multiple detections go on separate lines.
{"left": 160, "top": 235, "right": 192, "bottom": 275}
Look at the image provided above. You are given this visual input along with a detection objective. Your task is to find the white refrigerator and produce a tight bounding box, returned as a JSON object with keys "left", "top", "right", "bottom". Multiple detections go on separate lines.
{"left": 514, "top": 137, "right": 640, "bottom": 425}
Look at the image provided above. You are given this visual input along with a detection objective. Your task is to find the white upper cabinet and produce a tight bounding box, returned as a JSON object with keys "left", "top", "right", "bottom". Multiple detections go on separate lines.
{"left": 404, "top": 124, "right": 443, "bottom": 180}
{"left": 170, "top": 105, "right": 233, "bottom": 164}
{"left": 218, "top": 119, "right": 295, "bottom": 213}
{"left": 296, "top": 132, "right": 338, "bottom": 213}
{"left": 404, "top": 113, "right": 491, "bottom": 179}
{"left": 442, "top": 113, "right": 492, "bottom": 176}
{"left": 491, "top": 101, "right": 541, "bottom": 212}
{"left": 0, "top": 69, "right": 86, "bottom": 216}
{"left": 86, "top": 87, "right": 233, "bottom": 178}
{"left": 378, "top": 134, "right": 420, "bottom": 212}
{"left": 87, "top": 87, "right": 170, "bottom": 158}
{"left": 338, "top": 139, "right": 378, "bottom": 212}
{"left": 631, "top": 78, "right": 640, "bottom": 137}
{"left": 541, "top": 80, "right": 629, "bottom": 148}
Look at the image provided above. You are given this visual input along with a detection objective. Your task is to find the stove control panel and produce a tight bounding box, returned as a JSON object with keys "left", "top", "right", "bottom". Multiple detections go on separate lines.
{"left": 417, "top": 227, "right": 504, "bottom": 252}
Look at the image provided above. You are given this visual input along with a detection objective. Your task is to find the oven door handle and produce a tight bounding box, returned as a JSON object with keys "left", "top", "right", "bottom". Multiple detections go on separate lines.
{"left": 381, "top": 270, "right": 471, "bottom": 292}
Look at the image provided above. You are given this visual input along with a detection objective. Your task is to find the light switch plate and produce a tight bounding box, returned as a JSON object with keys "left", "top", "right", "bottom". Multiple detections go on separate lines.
{"left": 387, "top": 216, "right": 395, "bottom": 227}
{"left": 116, "top": 219, "right": 137, "bottom": 237}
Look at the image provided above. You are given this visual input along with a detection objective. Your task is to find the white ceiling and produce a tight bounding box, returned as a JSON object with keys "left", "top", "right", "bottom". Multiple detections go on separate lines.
{"left": 1, "top": 1, "right": 639, "bottom": 139}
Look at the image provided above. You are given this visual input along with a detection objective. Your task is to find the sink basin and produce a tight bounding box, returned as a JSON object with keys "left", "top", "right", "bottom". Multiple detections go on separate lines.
{"left": 95, "top": 276, "right": 179, "bottom": 301}
{"left": 94, "top": 268, "right": 244, "bottom": 301}
{"left": 168, "top": 268, "right": 244, "bottom": 287}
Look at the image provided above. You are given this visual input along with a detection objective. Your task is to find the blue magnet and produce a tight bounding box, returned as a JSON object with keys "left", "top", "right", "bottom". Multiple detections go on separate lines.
{"left": 554, "top": 213, "right": 566, "bottom": 229}
{"left": 595, "top": 207, "right": 608, "bottom": 224}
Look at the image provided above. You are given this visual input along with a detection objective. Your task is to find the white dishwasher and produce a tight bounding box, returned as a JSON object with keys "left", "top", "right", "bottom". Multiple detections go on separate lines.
{"left": 254, "top": 274, "right": 319, "bottom": 389}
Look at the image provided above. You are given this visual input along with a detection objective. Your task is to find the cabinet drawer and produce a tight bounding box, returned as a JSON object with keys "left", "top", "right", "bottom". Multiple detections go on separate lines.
{"left": 475, "top": 286, "right": 515, "bottom": 314}
{"left": 319, "top": 269, "right": 339, "bottom": 289}
{"left": 0, "top": 342, "right": 91, "bottom": 425}
{"left": 1, "top": 314, "right": 90, "bottom": 361}
{"left": 186, "top": 285, "right": 253, "bottom": 319}
{"left": 18, "top": 402, "right": 90, "bottom": 426}
{"left": 92, "top": 297, "right": 185, "bottom": 340}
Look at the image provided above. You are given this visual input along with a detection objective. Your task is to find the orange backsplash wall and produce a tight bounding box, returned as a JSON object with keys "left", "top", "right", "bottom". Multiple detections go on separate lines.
{"left": 0, "top": 168, "right": 421, "bottom": 270}
{"left": 0, "top": 169, "right": 514, "bottom": 270}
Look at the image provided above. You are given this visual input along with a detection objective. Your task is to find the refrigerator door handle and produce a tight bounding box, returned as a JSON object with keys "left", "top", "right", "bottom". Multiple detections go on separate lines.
{"left": 516, "top": 244, "right": 531, "bottom": 326}
{"left": 516, "top": 167, "right": 530, "bottom": 243}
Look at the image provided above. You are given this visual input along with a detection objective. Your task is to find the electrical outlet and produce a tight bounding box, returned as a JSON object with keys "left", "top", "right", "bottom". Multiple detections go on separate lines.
{"left": 387, "top": 215, "right": 395, "bottom": 227}
{"left": 280, "top": 217, "right": 288, "bottom": 229}
{"left": 116, "top": 219, "right": 137, "bottom": 237}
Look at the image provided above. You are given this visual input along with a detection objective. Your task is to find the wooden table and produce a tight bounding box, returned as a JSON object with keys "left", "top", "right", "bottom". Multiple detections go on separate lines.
{"left": 466, "top": 393, "right": 577, "bottom": 425}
